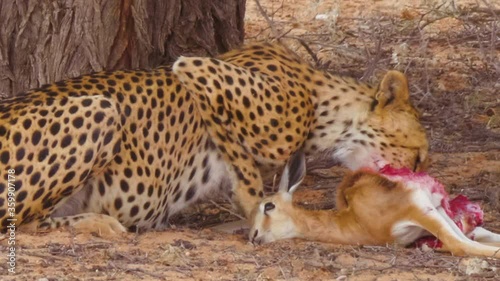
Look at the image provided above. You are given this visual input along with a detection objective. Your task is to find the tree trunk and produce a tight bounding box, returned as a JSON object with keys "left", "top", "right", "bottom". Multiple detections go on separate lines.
{"left": 0, "top": 0, "right": 246, "bottom": 97}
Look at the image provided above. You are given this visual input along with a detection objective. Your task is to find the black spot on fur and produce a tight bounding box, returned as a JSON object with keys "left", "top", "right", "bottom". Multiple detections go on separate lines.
{"left": 185, "top": 185, "right": 196, "bottom": 201}
{"left": 62, "top": 171, "right": 75, "bottom": 183}
{"left": 50, "top": 123, "right": 60, "bottom": 135}
{"left": 120, "top": 180, "right": 129, "bottom": 192}
{"left": 114, "top": 198, "right": 123, "bottom": 210}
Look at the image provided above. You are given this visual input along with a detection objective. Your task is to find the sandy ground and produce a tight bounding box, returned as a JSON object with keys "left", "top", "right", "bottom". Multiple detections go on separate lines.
{"left": 1, "top": 0, "right": 500, "bottom": 280}
{"left": 1, "top": 153, "right": 499, "bottom": 281}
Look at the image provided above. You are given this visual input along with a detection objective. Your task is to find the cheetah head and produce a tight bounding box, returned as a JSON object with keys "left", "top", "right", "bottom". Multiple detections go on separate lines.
{"left": 368, "top": 71, "right": 428, "bottom": 171}
{"left": 310, "top": 71, "right": 429, "bottom": 172}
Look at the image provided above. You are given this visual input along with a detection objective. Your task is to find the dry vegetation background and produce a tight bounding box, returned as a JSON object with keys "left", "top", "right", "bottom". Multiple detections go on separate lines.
{"left": 1, "top": 0, "right": 500, "bottom": 280}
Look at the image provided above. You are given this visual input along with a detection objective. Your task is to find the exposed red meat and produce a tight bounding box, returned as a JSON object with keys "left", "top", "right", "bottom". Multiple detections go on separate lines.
{"left": 378, "top": 165, "right": 484, "bottom": 249}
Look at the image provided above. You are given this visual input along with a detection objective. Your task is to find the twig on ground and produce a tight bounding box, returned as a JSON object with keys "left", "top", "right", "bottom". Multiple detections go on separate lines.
{"left": 254, "top": 0, "right": 280, "bottom": 39}
{"left": 279, "top": 265, "right": 288, "bottom": 280}
{"left": 360, "top": 37, "right": 383, "bottom": 81}
{"left": 210, "top": 200, "right": 245, "bottom": 220}
{"left": 24, "top": 251, "right": 67, "bottom": 262}
{"left": 297, "top": 39, "right": 320, "bottom": 67}
{"left": 270, "top": 0, "right": 286, "bottom": 18}
{"left": 109, "top": 261, "right": 167, "bottom": 280}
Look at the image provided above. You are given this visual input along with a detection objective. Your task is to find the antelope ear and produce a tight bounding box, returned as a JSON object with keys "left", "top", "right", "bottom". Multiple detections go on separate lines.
{"left": 375, "top": 70, "right": 410, "bottom": 108}
{"left": 279, "top": 149, "right": 306, "bottom": 195}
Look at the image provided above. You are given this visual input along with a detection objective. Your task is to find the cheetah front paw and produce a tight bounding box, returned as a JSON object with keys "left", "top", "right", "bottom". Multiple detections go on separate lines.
{"left": 21, "top": 213, "right": 128, "bottom": 236}
{"left": 72, "top": 214, "right": 127, "bottom": 236}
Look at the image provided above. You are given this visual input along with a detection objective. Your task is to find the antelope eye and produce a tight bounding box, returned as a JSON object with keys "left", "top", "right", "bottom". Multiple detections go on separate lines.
{"left": 264, "top": 202, "right": 275, "bottom": 213}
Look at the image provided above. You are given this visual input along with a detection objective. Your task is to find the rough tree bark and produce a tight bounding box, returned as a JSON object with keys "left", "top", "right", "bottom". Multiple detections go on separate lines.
{"left": 0, "top": 0, "right": 246, "bottom": 97}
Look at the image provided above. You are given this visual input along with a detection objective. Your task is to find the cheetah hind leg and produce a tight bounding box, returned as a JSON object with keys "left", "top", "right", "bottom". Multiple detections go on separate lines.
{"left": 19, "top": 213, "right": 127, "bottom": 236}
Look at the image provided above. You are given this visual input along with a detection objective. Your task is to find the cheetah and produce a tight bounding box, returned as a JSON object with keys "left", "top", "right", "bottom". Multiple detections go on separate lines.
{"left": 0, "top": 42, "right": 428, "bottom": 234}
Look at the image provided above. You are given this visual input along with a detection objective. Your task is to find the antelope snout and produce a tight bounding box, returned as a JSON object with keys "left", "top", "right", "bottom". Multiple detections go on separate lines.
{"left": 250, "top": 229, "right": 262, "bottom": 245}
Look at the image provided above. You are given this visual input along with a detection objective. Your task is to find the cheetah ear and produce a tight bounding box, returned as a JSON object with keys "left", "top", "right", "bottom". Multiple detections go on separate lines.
{"left": 375, "top": 70, "right": 409, "bottom": 108}
{"left": 279, "top": 149, "right": 306, "bottom": 197}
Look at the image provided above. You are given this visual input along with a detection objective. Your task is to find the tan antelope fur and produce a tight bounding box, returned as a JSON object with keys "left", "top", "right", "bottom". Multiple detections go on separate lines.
{"left": 249, "top": 151, "right": 500, "bottom": 258}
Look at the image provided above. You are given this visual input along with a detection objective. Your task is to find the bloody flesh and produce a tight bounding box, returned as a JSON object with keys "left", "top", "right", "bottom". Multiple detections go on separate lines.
{"left": 378, "top": 165, "right": 484, "bottom": 249}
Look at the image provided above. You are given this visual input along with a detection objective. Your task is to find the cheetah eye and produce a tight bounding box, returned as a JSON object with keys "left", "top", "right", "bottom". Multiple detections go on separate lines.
{"left": 264, "top": 202, "right": 275, "bottom": 214}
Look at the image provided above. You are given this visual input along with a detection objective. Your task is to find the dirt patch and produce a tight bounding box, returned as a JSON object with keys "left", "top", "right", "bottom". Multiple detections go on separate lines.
{"left": 2, "top": 151, "right": 500, "bottom": 281}
{"left": 2, "top": 0, "right": 500, "bottom": 280}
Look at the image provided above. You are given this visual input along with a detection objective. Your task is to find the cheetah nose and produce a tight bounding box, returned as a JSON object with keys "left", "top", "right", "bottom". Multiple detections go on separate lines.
{"left": 251, "top": 229, "right": 260, "bottom": 244}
